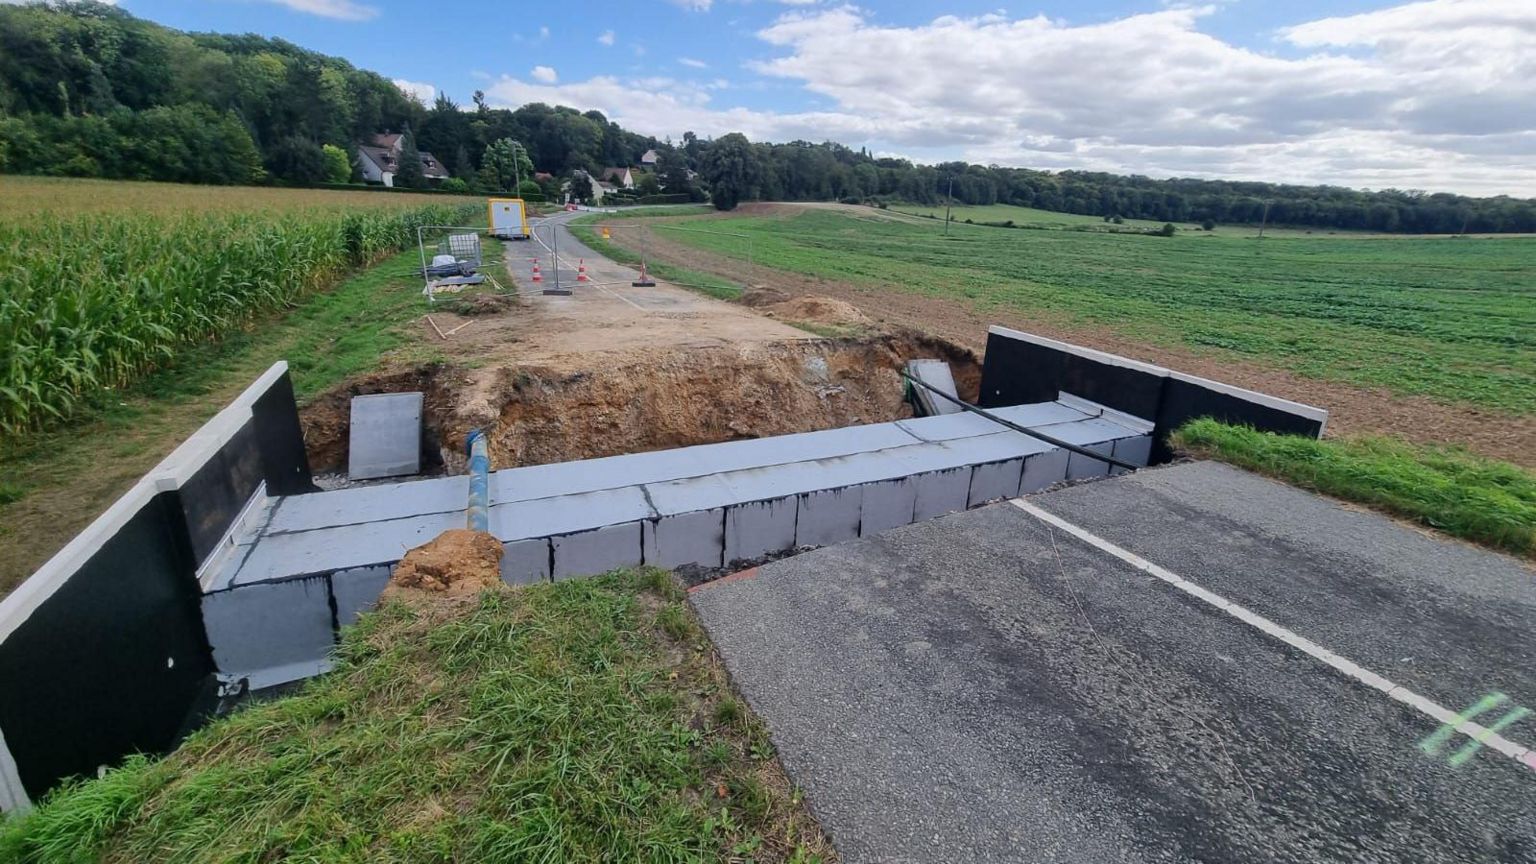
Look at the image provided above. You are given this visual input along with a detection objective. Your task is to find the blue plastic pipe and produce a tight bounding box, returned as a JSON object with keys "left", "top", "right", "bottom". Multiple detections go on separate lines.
{"left": 465, "top": 429, "right": 490, "bottom": 532}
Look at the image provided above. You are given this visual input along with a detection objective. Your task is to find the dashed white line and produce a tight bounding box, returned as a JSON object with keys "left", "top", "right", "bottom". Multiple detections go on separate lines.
{"left": 1009, "top": 497, "right": 1535, "bottom": 771}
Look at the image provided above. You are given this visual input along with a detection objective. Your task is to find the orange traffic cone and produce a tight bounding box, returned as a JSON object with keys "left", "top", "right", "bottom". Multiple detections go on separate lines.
{"left": 577, "top": 259, "right": 589, "bottom": 282}
{"left": 632, "top": 261, "right": 656, "bottom": 287}
{"left": 530, "top": 258, "right": 542, "bottom": 283}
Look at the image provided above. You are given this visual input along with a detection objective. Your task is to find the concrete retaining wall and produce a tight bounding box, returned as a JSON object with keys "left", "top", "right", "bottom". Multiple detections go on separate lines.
{"left": 0, "top": 362, "right": 314, "bottom": 811}
{"left": 978, "top": 326, "right": 1328, "bottom": 462}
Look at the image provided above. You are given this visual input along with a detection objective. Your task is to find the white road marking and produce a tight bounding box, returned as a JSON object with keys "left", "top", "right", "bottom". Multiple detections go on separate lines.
{"left": 1009, "top": 497, "right": 1535, "bottom": 771}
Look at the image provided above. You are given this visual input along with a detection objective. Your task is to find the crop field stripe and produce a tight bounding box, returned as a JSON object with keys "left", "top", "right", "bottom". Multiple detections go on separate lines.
{"left": 0, "top": 189, "right": 480, "bottom": 439}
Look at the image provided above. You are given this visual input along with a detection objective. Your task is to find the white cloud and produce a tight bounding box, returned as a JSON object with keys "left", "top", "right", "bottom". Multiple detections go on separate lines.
{"left": 670, "top": 0, "right": 712, "bottom": 10}
{"left": 490, "top": 1, "right": 1536, "bottom": 195}
{"left": 255, "top": 0, "right": 378, "bottom": 20}
{"left": 598, "top": 29, "right": 616, "bottom": 46}
{"left": 392, "top": 78, "right": 436, "bottom": 104}
{"left": 539, "top": 25, "right": 550, "bottom": 40}
{"left": 530, "top": 65, "right": 558, "bottom": 84}
{"left": 678, "top": 57, "right": 708, "bottom": 69}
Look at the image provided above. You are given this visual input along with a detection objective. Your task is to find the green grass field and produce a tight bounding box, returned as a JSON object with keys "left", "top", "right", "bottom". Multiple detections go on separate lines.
{"left": 0, "top": 570, "right": 830, "bottom": 863}
{"left": 888, "top": 201, "right": 1374, "bottom": 237}
{"left": 644, "top": 209, "right": 1536, "bottom": 415}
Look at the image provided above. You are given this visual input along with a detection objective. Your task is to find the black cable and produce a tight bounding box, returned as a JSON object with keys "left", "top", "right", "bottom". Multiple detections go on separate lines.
{"left": 899, "top": 371, "right": 1139, "bottom": 472}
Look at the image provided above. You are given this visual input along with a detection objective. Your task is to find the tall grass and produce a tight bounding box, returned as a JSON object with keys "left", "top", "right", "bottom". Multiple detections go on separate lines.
{"left": 1173, "top": 419, "right": 1536, "bottom": 557}
{"left": 0, "top": 200, "right": 476, "bottom": 438}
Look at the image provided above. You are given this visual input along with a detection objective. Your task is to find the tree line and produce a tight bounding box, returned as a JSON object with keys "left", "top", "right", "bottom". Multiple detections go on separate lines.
{"left": 3, "top": 2, "right": 1533, "bottom": 234}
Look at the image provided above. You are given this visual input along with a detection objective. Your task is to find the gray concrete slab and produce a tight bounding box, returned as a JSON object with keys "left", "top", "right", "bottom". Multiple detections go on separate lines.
{"left": 643, "top": 509, "right": 725, "bottom": 569}
{"left": 232, "top": 510, "right": 462, "bottom": 585}
{"left": 724, "top": 496, "right": 798, "bottom": 563}
{"left": 1019, "top": 448, "right": 1070, "bottom": 493}
{"left": 796, "top": 486, "right": 863, "bottom": 547}
{"left": 202, "top": 576, "right": 334, "bottom": 689}
{"left": 690, "top": 464, "right": 1536, "bottom": 864}
{"left": 551, "top": 522, "right": 643, "bottom": 580}
{"left": 331, "top": 565, "right": 391, "bottom": 626}
{"left": 906, "top": 359, "right": 962, "bottom": 416}
{"left": 1109, "top": 433, "right": 1152, "bottom": 475}
{"left": 347, "top": 393, "right": 422, "bottom": 480}
{"left": 967, "top": 458, "right": 1024, "bottom": 506}
{"left": 501, "top": 538, "right": 550, "bottom": 585}
{"left": 265, "top": 475, "right": 465, "bottom": 535}
{"left": 858, "top": 477, "right": 918, "bottom": 537}
{"left": 910, "top": 467, "right": 972, "bottom": 521}
{"left": 492, "top": 486, "right": 655, "bottom": 542}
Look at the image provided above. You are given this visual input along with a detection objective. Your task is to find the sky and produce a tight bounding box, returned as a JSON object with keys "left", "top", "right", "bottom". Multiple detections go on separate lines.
{"left": 105, "top": 0, "right": 1536, "bottom": 197}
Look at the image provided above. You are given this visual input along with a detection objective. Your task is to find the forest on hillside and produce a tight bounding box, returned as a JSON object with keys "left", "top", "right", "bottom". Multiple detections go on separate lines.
{"left": 3, "top": 1, "right": 1534, "bottom": 233}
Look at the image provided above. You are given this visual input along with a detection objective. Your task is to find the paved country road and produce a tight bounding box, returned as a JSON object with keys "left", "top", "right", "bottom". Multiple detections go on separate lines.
{"left": 691, "top": 461, "right": 1536, "bottom": 863}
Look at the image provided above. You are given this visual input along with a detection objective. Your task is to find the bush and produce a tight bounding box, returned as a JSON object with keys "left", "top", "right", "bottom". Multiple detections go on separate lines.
{"left": 1201, "top": 219, "right": 1216, "bottom": 231}
{"left": 1158, "top": 222, "right": 1177, "bottom": 237}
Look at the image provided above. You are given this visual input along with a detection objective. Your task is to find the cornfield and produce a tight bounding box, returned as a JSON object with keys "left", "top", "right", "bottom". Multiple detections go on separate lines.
{"left": 0, "top": 178, "right": 478, "bottom": 438}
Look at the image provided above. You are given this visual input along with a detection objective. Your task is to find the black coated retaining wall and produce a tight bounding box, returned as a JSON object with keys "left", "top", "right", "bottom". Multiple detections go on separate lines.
{"left": 978, "top": 326, "right": 1327, "bottom": 461}
{"left": 0, "top": 363, "right": 312, "bottom": 808}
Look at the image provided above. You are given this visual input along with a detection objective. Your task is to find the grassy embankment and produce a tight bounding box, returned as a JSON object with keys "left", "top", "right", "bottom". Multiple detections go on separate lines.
{"left": 1175, "top": 420, "right": 1535, "bottom": 559}
{"left": 0, "top": 569, "right": 831, "bottom": 863}
{"left": 0, "top": 177, "right": 495, "bottom": 596}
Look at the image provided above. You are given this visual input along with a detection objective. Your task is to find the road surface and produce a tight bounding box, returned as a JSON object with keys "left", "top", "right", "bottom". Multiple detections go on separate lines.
{"left": 691, "top": 460, "right": 1536, "bottom": 863}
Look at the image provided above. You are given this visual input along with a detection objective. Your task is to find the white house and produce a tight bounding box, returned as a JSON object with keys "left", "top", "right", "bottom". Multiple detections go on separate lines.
{"left": 640, "top": 149, "right": 659, "bottom": 170}
{"left": 599, "top": 166, "right": 638, "bottom": 189}
{"left": 356, "top": 133, "right": 450, "bottom": 187}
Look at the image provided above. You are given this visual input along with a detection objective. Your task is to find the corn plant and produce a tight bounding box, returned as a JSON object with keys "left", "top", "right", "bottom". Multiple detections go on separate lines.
{"left": 0, "top": 198, "right": 477, "bottom": 439}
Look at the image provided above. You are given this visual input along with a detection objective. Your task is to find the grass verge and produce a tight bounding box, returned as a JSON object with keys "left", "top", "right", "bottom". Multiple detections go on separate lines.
{"left": 0, "top": 569, "right": 831, "bottom": 863}
{"left": 1172, "top": 419, "right": 1536, "bottom": 558}
{"left": 569, "top": 219, "right": 744, "bottom": 301}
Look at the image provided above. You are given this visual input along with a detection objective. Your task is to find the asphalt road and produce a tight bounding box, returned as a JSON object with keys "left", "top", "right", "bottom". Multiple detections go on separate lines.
{"left": 690, "top": 461, "right": 1536, "bottom": 863}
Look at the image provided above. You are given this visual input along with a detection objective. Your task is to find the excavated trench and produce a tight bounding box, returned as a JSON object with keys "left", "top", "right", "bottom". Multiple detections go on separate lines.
{"left": 300, "top": 331, "right": 981, "bottom": 478}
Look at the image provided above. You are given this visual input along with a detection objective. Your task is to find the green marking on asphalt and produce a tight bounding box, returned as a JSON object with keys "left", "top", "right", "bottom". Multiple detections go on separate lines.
{"left": 1448, "top": 706, "right": 1532, "bottom": 768}
{"left": 1418, "top": 692, "right": 1508, "bottom": 756}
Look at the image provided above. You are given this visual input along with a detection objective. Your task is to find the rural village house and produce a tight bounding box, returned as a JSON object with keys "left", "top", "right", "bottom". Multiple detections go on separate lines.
{"left": 356, "top": 133, "right": 450, "bottom": 187}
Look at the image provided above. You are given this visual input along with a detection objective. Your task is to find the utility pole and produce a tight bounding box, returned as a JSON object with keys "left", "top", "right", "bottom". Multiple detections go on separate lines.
{"left": 510, "top": 140, "right": 527, "bottom": 193}
{"left": 1257, "top": 199, "right": 1271, "bottom": 240}
{"left": 944, "top": 176, "right": 954, "bottom": 237}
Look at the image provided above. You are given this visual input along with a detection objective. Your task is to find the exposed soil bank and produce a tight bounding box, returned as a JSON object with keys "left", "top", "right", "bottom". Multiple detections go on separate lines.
{"left": 300, "top": 331, "right": 980, "bottom": 474}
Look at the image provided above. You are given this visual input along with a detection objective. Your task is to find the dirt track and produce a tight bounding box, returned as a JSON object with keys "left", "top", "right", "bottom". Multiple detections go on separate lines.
{"left": 618, "top": 208, "right": 1536, "bottom": 468}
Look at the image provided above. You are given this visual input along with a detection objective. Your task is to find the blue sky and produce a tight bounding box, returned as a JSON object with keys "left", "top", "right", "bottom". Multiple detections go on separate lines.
{"left": 111, "top": 1, "right": 1536, "bottom": 195}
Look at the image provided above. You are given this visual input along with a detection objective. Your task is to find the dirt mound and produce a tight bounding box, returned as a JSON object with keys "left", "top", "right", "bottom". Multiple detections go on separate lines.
{"left": 740, "top": 286, "right": 791, "bottom": 307}
{"left": 383, "top": 529, "right": 505, "bottom": 602}
{"left": 442, "top": 292, "right": 518, "bottom": 316}
{"left": 480, "top": 333, "right": 979, "bottom": 468}
{"left": 763, "top": 296, "right": 871, "bottom": 327}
